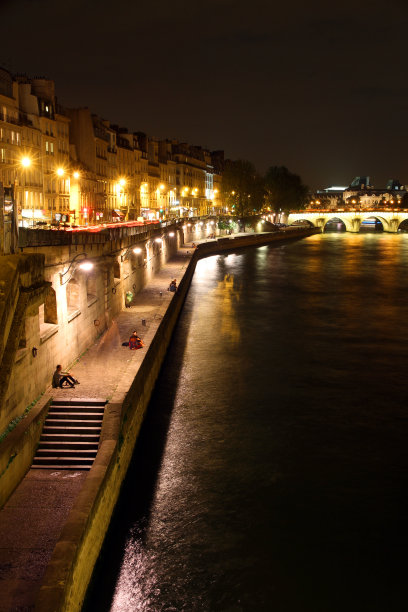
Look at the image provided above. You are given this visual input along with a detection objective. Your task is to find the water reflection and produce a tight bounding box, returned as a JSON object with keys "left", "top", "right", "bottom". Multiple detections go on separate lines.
{"left": 85, "top": 233, "right": 408, "bottom": 612}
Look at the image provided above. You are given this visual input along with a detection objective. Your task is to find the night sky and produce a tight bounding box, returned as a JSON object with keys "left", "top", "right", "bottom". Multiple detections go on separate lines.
{"left": 1, "top": 0, "right": 407, "bottom": 188}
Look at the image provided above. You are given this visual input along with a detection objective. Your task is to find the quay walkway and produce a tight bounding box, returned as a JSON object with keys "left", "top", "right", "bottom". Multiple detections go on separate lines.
{"left": 0, "top": 244, "right": 194, "bottom": 611}
{"left": 0, "top": 227, "right": 315, "bottom": 610}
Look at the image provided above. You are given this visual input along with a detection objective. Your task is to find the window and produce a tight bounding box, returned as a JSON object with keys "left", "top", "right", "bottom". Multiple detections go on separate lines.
{"left": 66, "top": 279, "right": 80, "bottom": 314}
{"left": 86, "top": 274, "right": 97, "bottom": 306}
{"left": 113, "top": 260, "right": 120, "bottom": 281}
{"left": 44, "top": 287, "right": 58, "bottom": 324}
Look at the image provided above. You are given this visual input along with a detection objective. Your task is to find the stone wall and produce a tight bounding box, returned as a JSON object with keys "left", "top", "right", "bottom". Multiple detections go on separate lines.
{"left": 2, "top": 224, "right": 182, "bottom": 434}
{"left": 0, "top": 224, "right": 184, "bottom": 510}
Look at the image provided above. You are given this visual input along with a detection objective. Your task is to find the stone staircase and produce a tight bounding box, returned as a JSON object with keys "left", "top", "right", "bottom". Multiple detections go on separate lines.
{"left": 32, "top": 399, "right": 106, "bottom": 470}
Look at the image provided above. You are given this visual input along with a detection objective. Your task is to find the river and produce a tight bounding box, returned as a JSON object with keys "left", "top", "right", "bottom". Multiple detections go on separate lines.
{"left": 84, "top": 233, "right": 408, "bottom": 612}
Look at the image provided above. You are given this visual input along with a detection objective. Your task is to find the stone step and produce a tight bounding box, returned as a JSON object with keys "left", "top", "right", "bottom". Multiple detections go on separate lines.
{"left": 32, "top": 456, "right": 94, "bottom": 466}
{"left": 40, "top": 433, "right": 100, "bottom": 442}
{"left": 33, "top": 398, "right": 107, "bottom": 470}
{"left": 47, "top": 411, "right": 104, "bottom": 420}
{"left": 42, "top": 425, "right": 101, "bottom": 435}
{"left": 31, "top": 464, "right": 91, "bottom": 470}
{"left": 45, "top": 419, "right": 103, "bottom": 427}
{"left": 35, "top": 449, "right": 98, "bottom": 457}
{"left": 49, "top": 405, "right": 105, "bottom": 414}
{"left": 51, "top": 399, "right": 106, "bottom": 406}
{"left": 38, "top": 440, "right": 99, "bottom": 450}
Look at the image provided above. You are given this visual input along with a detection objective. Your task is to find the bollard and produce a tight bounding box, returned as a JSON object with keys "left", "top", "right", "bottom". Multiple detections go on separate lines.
{"left": 159, "top": 291, "right": 163, "bottom": 297}
{"left": 142, "top": 318, "right": 146, "bottom": 326}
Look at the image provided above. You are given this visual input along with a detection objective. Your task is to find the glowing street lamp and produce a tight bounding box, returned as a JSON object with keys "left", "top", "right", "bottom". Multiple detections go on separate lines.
{"left": 57, "top": 167, "right": 65, "bottom": 177}
{"left": 21, "top": 156, "right": 31, "bottom": 168}
{"left": 60, "top": 253, "right": 93, "bottom": 284}
{"left": 78, "top": 261, "right": 94, "bottom": 272}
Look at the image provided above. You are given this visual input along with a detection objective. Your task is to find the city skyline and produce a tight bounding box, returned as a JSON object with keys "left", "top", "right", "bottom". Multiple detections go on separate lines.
{"left": 2, "top": 0, "right": 407, "bottom": 189}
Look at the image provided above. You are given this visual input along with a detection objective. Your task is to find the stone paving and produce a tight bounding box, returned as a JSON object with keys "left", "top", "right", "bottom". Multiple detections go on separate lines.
{"left": 0, "top": 470, "right": 87, "bottom": 611}
{"left": 52, "top": 248, "right": 192, "bottom": 403}
{"left": 0, "top": 243, "right": 195, "bottom": 612}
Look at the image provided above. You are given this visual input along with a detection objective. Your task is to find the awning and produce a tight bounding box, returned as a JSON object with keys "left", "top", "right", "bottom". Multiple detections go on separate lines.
{"left": 112, "top": 209, "right": 124, "bottom": 217}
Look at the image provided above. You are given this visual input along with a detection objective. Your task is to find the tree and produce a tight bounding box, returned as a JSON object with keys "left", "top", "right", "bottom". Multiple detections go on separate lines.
{"left": 222, "top": 159, "right": 264, "bottom": 226}
{"left": 264, "top": 166, "right": 308, "bottom": 214}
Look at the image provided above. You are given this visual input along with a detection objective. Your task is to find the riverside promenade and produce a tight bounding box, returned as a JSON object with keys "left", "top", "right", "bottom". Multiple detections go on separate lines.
{"left": 0, "top": 227, "right": 318, "bottom": 611}
{"left": 0, "top": 243, "right": 194, "bottom": 611}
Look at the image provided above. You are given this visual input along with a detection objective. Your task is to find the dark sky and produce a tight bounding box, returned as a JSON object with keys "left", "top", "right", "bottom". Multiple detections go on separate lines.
{"left": 1, "top": 0, "right": 407, "bottom": 188}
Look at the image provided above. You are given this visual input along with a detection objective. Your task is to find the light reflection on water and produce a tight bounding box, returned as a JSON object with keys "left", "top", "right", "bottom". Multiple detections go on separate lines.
{"left": 85, "top": 233, "right": 408, "bottom": 612}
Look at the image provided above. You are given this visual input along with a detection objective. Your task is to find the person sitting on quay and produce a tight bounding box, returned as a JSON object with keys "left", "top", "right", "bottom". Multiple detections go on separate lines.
{"left": 52, "top": 364, "right": 79, "bottom": 388}
{"left": 129, "top": 330, "right": 144, "bottom": 350}
{"left": 168, "top": 279, "right": 177, "bottom": 292}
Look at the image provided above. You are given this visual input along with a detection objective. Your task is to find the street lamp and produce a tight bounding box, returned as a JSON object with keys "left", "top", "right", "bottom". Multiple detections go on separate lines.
{"left": 60, "top": 253, "right": 93, "bottom": 285}
{"left": 121, "top": 245, "right": 143, "bottom": 261}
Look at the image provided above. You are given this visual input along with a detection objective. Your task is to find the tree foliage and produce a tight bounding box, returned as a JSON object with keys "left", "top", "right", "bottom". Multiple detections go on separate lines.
{"left": 264, "top": 166, "right": 308, "bottom": 213}
{"left": 222, "top": 159, "right": 264, "bottom": 218}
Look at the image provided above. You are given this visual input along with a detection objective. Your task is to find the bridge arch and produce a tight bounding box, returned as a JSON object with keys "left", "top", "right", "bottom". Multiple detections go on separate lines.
{"left": 324, "top": 215, "right": 359, "bottom": 233}
{"left": 323, "top": 217, "right": 346, "bottom": 232}
{"left": 360, "top": 214, "right": 391, "bottom": 232}
{"left": 398, "top": 219, "right": 408, "bottom": 232}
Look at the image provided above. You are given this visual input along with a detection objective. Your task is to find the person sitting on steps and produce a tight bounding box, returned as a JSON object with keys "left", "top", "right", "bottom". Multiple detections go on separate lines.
{"left": 52, "top": 364, "right": 79, "bottom": 388}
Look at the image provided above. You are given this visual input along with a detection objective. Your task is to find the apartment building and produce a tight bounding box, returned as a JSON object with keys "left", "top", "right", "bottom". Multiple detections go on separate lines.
{"left": 1, "top": 66, "right": 224, "bottom": 226}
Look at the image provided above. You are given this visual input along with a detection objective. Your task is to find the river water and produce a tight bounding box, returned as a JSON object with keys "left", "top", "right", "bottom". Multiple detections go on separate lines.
{"left": 84, "top": 233, "right": 408, "bottom": 612}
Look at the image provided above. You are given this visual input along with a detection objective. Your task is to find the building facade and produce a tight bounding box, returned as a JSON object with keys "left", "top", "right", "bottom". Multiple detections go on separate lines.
{"left": 0, "top": 66, "right": 224, "bottom": 228}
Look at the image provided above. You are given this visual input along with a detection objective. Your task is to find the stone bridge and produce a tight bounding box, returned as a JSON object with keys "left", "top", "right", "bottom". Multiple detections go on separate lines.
{"left": 288, "top": 209, "right": 408, "bottom": 233}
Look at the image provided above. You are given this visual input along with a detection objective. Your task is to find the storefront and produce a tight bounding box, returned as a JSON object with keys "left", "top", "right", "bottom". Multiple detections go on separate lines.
{"left": 140, "top": 208, "right": 159, "bottom": 220}
{"left": 112, "top": 209, "right": 125, "bottom": 222}
{"left": 20, "top": 208, "right": 47, "bottom": 227}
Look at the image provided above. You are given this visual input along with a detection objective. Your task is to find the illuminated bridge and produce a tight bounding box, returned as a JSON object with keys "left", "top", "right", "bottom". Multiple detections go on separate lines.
{"left": 287, "top": 209, "right": 408, "bottom": 233}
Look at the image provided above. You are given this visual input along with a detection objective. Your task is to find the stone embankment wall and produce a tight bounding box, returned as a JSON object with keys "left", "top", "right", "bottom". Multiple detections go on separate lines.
{"left": 36, "top": 227, "right": 318, "bottom": 612}
{"left": 0, "top": 222, "right": 187, "bottom": 510}
{"left": 2, "top": 224, "right": 183, "bottom": 428}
